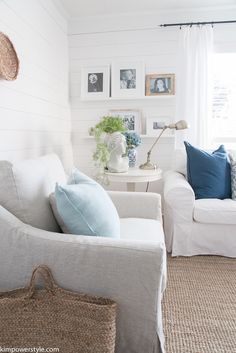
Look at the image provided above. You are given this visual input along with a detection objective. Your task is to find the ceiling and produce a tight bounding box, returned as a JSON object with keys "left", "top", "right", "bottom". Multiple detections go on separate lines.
{"left": 59, "top": 0, "right": 236, "bottom": 18}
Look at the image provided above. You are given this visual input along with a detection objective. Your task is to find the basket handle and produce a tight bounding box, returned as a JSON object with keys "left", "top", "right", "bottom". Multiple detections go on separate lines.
{"left": 27, "top": 265, "right": 57, "bottom": 298}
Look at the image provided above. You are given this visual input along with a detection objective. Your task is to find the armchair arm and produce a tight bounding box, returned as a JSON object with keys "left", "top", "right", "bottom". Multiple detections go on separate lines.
{"left": 0, "top": 205, "right": 166, "bottom": 353}
{"left": 163, "top": 171, "right": 195, "bottom": 253}
{"left": 108, "top": 191, "right": 162, "bottom": 222}
{"left": 164, "top": 171, "right": 195, "bottom": 223}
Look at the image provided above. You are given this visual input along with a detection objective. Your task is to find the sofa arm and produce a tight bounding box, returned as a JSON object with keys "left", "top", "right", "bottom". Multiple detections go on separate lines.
{"left": 164, "top": 171, "right": 195, "bottom": 223}
{"left": 0, "top": 206, "right": 166, "bottom": 353}
{"left": 108, "top": 191, "right": 162, "bottom": 222}
{"left": 163, "top": 171, "right": 195, "bottom": 253}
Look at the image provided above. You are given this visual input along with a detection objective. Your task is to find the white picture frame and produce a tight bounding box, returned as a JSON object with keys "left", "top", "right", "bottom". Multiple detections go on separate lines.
{"left": 146, "top": 116, "right": 174, "bottom": 137}
{"left": 109, "top": 109, "right": 142, "bottom": 133}
{"left": 81, "top": 66, "right": 110, "bottom": 100}
{"left": 111, "top": 62, "right": 145, "bottom": 98}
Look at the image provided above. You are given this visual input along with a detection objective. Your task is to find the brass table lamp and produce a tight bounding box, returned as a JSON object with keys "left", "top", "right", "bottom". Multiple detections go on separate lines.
{"left": 139, "top": 120, "right": 188, "bottom": 170}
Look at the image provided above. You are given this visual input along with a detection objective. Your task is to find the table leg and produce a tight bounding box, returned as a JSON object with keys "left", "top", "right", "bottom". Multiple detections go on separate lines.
{"left": 146, "top": 182, "right": 150, "bottom": 192}
{"left": 127, "top": 182, "right": 135, "bottom": 192}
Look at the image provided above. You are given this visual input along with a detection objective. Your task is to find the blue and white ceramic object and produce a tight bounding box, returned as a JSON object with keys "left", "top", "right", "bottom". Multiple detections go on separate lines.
{"left": 128, "top": 147, "right": 137, "bottom": 168}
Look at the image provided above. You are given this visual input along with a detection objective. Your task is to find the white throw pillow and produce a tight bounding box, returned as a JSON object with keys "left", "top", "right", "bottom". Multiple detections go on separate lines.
{"left": 0, "top": 154, "right": 67, "bottom": 231}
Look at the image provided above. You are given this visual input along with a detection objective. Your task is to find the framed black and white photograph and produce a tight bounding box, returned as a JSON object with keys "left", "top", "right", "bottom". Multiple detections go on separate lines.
{"left": 81, "top": 66, "right": 110, "bottom": 100}
{"left": 146, "top": 116, "right": 174, "bottom": 136}
{"left": 146, "top": 74, "right": 175, "bottom": 96}
{"left": 111, "top": 62, "right": 144, "bottom": 98}
{"left": 109, "top": 110, "right": 142, "bottom": 133}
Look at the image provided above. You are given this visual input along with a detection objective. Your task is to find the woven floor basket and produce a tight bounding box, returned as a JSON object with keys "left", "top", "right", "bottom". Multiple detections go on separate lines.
{"left": 0, "top": 265, "right": 117, "bottom": 353}
{"left": 0, "top": 32, "right": 19, "bottom": 80}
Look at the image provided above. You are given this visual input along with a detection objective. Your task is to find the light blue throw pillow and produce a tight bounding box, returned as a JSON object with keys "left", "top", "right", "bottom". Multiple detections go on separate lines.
{"left": 184, "top": 142, "right": 231, "bottom": 200}
{"left": 55, "top": 170, "right": 120, "bottom": 238}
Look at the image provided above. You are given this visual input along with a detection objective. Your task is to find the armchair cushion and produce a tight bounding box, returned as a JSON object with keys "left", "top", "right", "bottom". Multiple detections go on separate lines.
{"left": 184, "top": 142, "right": 231, "bottom": 199}
{"left": 120, "top": 218, "right": 164, "bottom": 243}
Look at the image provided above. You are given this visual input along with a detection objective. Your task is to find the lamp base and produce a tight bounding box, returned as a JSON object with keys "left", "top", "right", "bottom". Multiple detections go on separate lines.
{"left": 139, "top": 161, "right": 157, "bottom": 170}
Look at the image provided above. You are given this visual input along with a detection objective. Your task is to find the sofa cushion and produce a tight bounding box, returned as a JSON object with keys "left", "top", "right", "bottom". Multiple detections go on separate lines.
{"left": 120, "top": 218, "right": 165, "bottom": 243}
{"left": 184, "top": 142, "right": 231, "bottom": 199}
{"left": 55, "top": 170, "right": 120, "bottom": 238}
{"left": 194, "top": 199, "right": 236, "bottom": 225}
{"left": 0, "top": 154, "right": 66, "bottom": 231}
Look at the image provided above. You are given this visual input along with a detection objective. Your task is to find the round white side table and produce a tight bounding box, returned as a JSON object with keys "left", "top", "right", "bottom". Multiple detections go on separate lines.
{"left": 105, "top": 168, "right": 162, "bottom": 192}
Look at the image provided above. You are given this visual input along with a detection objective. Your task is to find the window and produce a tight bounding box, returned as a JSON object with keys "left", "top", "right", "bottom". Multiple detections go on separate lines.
{"left": 210, "top": 53, "right": 236, "bottom": 148}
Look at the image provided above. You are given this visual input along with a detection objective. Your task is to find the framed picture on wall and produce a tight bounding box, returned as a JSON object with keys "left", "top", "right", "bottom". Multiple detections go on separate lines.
{"left": 109, "top": 109, "right": 142, "bottom": 133}
{"left": 81, "top": 66, "right": 110, "bottom": 100}
{"left": 111, "top": 62, "right": 145, "bottom": 98}
{"left": 145, "top": 74, "right": 175, "bottom": 96}
{"left": 146, "top": 116, "right": 174, "bottom": 136}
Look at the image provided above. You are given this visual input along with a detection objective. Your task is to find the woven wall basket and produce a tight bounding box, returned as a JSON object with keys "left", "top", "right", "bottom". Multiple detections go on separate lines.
{"left": 0, "top": 32, "right": 19, "bottom": 80}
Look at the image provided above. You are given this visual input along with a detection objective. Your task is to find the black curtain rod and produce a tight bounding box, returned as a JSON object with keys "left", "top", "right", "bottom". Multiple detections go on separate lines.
{"left": 160, "top": 20, "right": 236, "bottom": 27}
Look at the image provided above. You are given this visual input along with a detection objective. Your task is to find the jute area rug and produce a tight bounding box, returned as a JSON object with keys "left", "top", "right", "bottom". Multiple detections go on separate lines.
{"left": 162, "top": 256, "right": 236, "bottom": 353}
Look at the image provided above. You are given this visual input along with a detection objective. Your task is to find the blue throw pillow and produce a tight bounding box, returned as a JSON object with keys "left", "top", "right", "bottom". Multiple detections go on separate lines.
{"left": 184, "top": 142, "right": 231, "bottom": 199}
{"left": 55, "top": 170, "right": 120, "bottom": 238}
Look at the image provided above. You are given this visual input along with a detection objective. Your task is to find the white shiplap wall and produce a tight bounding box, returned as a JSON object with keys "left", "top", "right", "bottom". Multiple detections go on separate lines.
{"left": 0, "top": 0, "right": 73, "bottom": 172}
{"left": 69, "top": 6, "right": 236, "bottom": 192}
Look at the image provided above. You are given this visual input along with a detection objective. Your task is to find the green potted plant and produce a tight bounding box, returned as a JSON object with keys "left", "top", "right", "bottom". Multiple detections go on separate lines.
{"left": 90, "top": 116, "right": 126, "bottom": 172}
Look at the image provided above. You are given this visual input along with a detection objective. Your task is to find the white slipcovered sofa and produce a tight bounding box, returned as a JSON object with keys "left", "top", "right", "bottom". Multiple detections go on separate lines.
{"left": 164, "top": 151, "right": 236, "bottom": 257}
{"left": 0, "top": 153, "right": 166, "bottom": 353}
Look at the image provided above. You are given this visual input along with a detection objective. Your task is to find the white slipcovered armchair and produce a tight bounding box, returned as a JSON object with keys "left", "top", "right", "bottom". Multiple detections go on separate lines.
{"left": 0, "top": 154, "right": 166, "bottom": 353}
{"left": 163, "top": 151, "right": 236, "bottom": 257}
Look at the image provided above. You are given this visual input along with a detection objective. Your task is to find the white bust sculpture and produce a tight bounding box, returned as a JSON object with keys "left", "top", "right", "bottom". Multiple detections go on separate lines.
{"left": 106, "top": 132, "right": 129, "bottom": 173}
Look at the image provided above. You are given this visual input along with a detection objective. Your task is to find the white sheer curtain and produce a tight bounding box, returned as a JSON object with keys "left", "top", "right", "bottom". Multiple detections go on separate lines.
{"left": 175, "top": 25, "right": 214, "bottom": 148}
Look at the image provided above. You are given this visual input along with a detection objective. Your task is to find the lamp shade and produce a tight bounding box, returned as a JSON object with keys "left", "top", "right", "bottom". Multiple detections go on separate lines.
{"left": 168, "top": 120, "right": 188, "bottom": 130}
{"left": 175, "top": 120, "right": 188, "bottom": 130}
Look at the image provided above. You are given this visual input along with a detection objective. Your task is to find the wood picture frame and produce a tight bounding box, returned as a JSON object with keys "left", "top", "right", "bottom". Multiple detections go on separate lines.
{"left": 145, "top": 73, "right": 175, "bottom": 96}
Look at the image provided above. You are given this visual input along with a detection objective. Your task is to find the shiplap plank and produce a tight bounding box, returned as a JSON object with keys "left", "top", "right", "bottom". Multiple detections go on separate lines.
{"left": 0, "top": 131, "right": 71, "bottom": 151}
{"left": 70, "top": 41, "right": 178, "bottom": 60}
{"left": 0, "top": 86, "right": 70, "bottom": 118}
{"left": 68, "top": 28, "right": 179, "bottom": 48}
{"left": 70, "top": 38, "right": 178, "bottom": 59}
{"left": 0, "top": 108, "right": 70, "bottom": 132}
{"left": 70, "top": 54, "right": 177, "bottom": 72}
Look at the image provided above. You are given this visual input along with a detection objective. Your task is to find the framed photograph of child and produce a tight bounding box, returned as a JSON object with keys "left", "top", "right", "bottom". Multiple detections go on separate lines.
{"left": 111, "top": 62, "right": 145, "bottom": 98}
{"left": 145, "top": 74, "right": 175, "bottom": 96}
{"left": 109, "top": 110, "right": 142, "bottom": 133}
{"left": 81, "top": 66, "right": 110, "bottom": 100}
